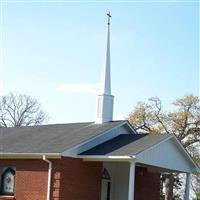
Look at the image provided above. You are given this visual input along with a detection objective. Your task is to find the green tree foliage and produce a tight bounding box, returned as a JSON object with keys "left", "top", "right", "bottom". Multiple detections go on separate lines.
{"left": 129, "top": 94, "right": 200, "bottom": 199}
{"left": 0, "top": 92, "right": 48, "bottom": 127}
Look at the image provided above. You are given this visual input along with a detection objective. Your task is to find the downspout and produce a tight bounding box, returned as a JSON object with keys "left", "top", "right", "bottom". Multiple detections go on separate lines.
{"left": 43, "top": 155, "right": 52, "bottom": 200}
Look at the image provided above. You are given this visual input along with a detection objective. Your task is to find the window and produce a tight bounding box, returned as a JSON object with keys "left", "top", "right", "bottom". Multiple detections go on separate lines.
{"left": 102, "top": 168, "right": 111, "bottom": 181}
{"left": 0, "top": 167, "right": 15, "bottom": 196}
{"left": 101, "top": 168, "right": 111, "bottom": 200}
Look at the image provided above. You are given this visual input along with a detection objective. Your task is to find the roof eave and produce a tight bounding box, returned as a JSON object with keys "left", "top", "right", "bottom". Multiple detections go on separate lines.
{"left": 0, "top": 153, "right": 61, "bottom": 159}
{"left": 76, "top": 155, "right": 135, "bottom": 162}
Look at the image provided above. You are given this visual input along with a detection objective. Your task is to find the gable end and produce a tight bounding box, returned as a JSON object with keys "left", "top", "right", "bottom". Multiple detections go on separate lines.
{"left": 62, "top": 121, "right": 136, "bottom": 156}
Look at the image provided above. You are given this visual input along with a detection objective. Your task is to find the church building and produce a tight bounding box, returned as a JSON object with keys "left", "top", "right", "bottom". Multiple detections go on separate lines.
{"left": 0, "top": 13, "right": 199, "bottom": 200}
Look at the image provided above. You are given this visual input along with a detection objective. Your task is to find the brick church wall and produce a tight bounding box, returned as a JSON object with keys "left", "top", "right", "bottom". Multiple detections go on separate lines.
{"left": 135, "top": 166, "right": 160, "bottom": 200}
{"left": 0, "top": 159, "right": 48, "bottom": 200}
{"left": 51, "top": 157, "right": 102, "bottom": 200}
{"left": 0, "top": 159, "right": 160, "bottom": 200}
{"left": 0, "top": 157, "right": 102, "bottom": 200}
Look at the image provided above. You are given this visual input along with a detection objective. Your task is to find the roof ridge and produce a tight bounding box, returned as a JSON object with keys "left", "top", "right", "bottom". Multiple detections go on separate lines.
{"left": 0, "top": 120, "right": 126, "bottom": 129}
{"left": 0, "top": 122, "right": 93, "bottom": 129}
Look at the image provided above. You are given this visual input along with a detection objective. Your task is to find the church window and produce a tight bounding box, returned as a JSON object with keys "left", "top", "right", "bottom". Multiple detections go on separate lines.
{"left": 102, "top": 168, "right": 111, "bottom": 181}
{"left": 0, "top": 167, "right": 15, "bottom": 196}
{"left": 101, "top": 168, "right": 111, "bottom": 200}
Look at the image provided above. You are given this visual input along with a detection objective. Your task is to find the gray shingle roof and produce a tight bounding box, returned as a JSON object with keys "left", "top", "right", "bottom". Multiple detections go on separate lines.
{"left": 80, "top": 133, "right": 171, "bottom": 156}
{"left": 0, "top": 121, "right": 124, "bottom": 153}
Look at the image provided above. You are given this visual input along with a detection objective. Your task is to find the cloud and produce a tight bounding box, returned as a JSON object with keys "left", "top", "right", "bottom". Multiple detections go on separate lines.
{"left": 57, "top": 83, "right": 98, "bottom": 93}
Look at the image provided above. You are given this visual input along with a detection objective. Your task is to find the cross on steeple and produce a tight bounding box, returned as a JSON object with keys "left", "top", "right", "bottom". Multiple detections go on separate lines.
{"left": 107, "top": 11, "right": 111, "bottom": 25}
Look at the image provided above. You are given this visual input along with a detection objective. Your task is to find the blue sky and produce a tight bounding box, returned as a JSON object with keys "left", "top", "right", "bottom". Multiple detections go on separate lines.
{"left": 1, "top": 1, "right": 199, "bottom": 123}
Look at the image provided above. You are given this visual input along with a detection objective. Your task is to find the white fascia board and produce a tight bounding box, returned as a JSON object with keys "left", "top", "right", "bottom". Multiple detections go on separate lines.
{"left": 62, "top": 121, "right": 134, "bottom": 156}
{"left": 76, "top": 155, "right": 135, "bottom": 162}
{"left": 125, "top": 121, "right": 138, "bottom": 134}
{"left": 0, "top": 153, "right": 61, "bottom": 159}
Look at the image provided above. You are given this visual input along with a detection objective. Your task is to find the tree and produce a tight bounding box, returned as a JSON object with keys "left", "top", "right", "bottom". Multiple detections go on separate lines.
{"left": 190, "top": 145, "right": 200, "bottom": 200}
{"left": 0, "top": 93, "right": 48, "bottom": 127}
{"left": 192, "top": 173, "right": 200, "bottom": 200}
{"left": 129, "top": 94, "right": 200, "bottom": 200}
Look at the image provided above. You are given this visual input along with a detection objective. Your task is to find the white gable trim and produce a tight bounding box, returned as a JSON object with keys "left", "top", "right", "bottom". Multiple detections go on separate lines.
{"left": 124, "top": 121, "right": 137, "bottom": 134}
{"left": 171, "top": 135, "right": 200, "bottom": 172}
{"left": 136, "top": 135, "right": 199, "bottom": 173}
{"left": 62, "top": 121, "right": 136, "bottom": 156}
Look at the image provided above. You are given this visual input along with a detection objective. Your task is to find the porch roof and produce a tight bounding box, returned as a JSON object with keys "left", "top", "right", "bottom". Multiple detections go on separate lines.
{"left": 80, "top": 133, "right": 199, "bottom": 173}
{"left": 80, "top": 133, "right": 171, "bottom": 156}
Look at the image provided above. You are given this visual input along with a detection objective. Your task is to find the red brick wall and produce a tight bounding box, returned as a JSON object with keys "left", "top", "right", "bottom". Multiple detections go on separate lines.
{"left": 0, "top": 158, "right": 102, "bottom": 200}
{"left": 51, "top": 157, "right": 102, "bottom": 200}
{"left": 0, "top": 159, "right": 48, "bottom": 200}
{"left": 135, "top": 166, "right": 160, "bottom": 200}
{"left": 0, "top": 159, "right": 160, "bottom": 200}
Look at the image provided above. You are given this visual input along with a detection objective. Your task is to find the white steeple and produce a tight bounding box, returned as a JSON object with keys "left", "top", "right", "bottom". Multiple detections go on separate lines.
{"left": 96, "top": 12, "right": 114, "bottom": 124}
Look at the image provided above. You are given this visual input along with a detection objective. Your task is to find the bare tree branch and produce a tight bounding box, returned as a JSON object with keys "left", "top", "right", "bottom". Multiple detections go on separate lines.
{"left": 0, "top": 92, "right": 48, "bottom": 127}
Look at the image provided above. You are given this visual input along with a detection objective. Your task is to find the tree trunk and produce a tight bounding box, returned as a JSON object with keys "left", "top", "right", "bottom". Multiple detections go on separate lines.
{"left": 165, "top": 173, "right": 174, "bottom": 200}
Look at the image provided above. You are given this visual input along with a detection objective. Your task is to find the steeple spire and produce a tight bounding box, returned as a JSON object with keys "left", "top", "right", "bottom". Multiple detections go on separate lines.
{"left": 96, "top": 12, "right": 114, "bottom": 124}
{"left": 100, "top": 11, "right": 111, "bottom": 95}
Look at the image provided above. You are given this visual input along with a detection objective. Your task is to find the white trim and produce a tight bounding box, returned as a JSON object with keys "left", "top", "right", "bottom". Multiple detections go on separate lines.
{"left": 171, "top": 136, "right": 200, "bottom": 172}
{"left": 76, "top": 155, "right": 135, "bottom": 162}
{"left": 62, "top": 121, "right": 134, "bottom": 156}
{"left": 128, "top": 160, "right": 136, "bottom": 200}
{"left": 125, "top": 121, "right": 138, "bottom": 134}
